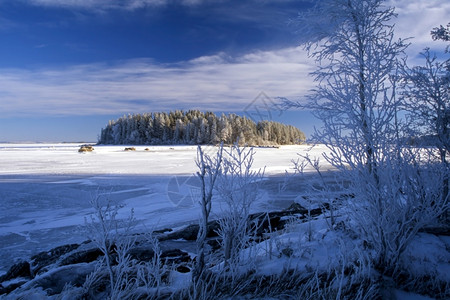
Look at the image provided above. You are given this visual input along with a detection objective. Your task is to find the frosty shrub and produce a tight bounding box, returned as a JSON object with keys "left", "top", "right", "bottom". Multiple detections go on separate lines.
{"left": 215, "top": 143, "right": 264, "bottom": 276}
{"left": 194, "top": 144, "right": 223, "bottom": 279}
{"left": 84, "top": 191, "right": 137, "bottom": 299}
{"left": 292, "top": 153, "right": 341, "bottom": 234}
{"left": 284, "top": 0, "right": 449, "bottom": 293}
{"left": 134, "top": 232, "right": 167, "bottom": 299}
{"left": 347, "top": 148, "right": 449, "bottom": 277}
{"left": 401, "top": 47, "right": 450, "bottom": 213}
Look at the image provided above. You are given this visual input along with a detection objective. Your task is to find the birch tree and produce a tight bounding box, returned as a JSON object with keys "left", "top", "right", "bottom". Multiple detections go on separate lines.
{"left": 194, "top": 144, "right": 223, "bottom": 279}
{"left": 285, "top": 0, "right": 449, "bottom": 277}
{"left": 402, "top": 33, "right": 449, "bottom": 212}
{"left": 291, "top": 0, "right": 408, "bottom": 176}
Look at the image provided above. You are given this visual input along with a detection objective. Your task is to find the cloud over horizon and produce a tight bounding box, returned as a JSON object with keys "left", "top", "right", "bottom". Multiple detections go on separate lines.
{"left": 1, "top": 0, "right": 448, "bottom": 119}
{"left": 389, "top": 0, "right": 450, "bottom": 57}
{"left": 26, "top": 0, "right": 187, "bottom": 10}
{"left": 26, "top": 0, "right": 298, "bottom": 10}
{"left": 0, "top": 47, "right": 313, "bottom": 117}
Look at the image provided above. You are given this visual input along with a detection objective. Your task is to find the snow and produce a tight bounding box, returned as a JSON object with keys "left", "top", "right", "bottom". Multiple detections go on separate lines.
{"left": 0, "top": 144, "right": 326, "bottom": 176}
{"left": 402, "top": 233, "right": 450, "bottom": 282}
{"left": 0, "top": 143, "right": 330, "bottom": 273}
{"left": 1, "top": 143, "right": 448, "bottom": 300}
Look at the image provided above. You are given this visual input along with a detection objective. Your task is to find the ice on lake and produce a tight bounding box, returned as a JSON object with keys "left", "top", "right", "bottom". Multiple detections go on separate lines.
{"left": 0, "top": 143, "right": 331, "bottom": 273}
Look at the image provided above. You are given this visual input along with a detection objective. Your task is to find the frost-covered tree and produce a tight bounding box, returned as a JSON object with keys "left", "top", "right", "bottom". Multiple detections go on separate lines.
{"left": 402, "top": 51, "right": 449, "bottom": 155}
{"left": 285, "top": 0, "right": 449, "bottom": 278}
{"left": 431, "top": 22, "right": 450, "bottom": 53}
{"left": 402, "top": 39, "right": 449, "bottom": 207}
{"left": 216, "top": 144, "right": 263, "bottom": 273}
{"left": 98, "top": 111, "right": 305, "bottom": 146}
{"left": 290, "top": 0, "right": 408, "bottom": 176}
{"left": 174, "top": 118, "right": 184, "bottom": 142}
{"left": 194, "top": 144, "right": 223, "bottom": 278}
{"left": 218, "top": 114, "right": 232, "bottom": 142}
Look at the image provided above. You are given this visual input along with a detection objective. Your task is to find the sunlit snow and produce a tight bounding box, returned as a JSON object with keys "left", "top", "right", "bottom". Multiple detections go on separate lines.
{"left": 0, "top": 143, "right": 330, "bottom": 273}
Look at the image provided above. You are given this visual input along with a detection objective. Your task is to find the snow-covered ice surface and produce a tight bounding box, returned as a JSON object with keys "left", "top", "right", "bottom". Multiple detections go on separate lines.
{"left": 1, "top": 144, "right": 449, "bottom": 299}
{"left": 0, "top": 143, "right": 330, "bottom": 274}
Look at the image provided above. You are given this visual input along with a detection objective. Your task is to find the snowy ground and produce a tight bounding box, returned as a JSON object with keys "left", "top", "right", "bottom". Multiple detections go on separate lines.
{"left": 0, "top": 143, "right": 331, "bottom": 274}
{"left": 1, "top": 144, "right": 449, "bottom": 299}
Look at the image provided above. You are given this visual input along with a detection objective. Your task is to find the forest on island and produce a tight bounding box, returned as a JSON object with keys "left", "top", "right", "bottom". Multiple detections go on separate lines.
{"left": 98, "top": 110, "right": 306, "bottom": 145}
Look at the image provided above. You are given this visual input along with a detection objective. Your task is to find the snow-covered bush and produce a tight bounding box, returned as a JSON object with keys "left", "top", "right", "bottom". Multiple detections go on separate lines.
{"left": 401, "top": 47, "right": 450, "bottom": 214}
{"left": 347, "top": 148, "right": 449, "bottom": 277}
{"left": 292, "top": 153, "right": 341, "bottom": 233}
{"left": 194, "top": 144, "right": 223, "bottom": 278}
{"left": 83, "top": 191, "right": 137, "bottom": 299}
{"left": 134, "top": 232, "right": 167, "bottom": 299}
{"left": 215, "top": 144, "right": 264, "bottom": 276}
{"left": 285, "top": 0, "right": 449, "bottom": 294}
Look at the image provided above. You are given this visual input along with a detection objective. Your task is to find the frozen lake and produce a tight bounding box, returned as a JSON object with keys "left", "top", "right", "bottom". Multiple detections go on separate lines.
{"left": 0, "top": 143, "right": 331, "bottom": 273}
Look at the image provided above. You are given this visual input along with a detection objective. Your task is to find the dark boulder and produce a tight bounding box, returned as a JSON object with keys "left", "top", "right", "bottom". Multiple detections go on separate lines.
{"left": 161, "top": 249, "right": 190, "bottom": 265}
{"left": 163, "top": 221, "right": 219, "bottom": 241}
{"left": 0, "top": 281, "right": 27, "bottom": 295}
{"left": 129, "top": 247, "right": 155, "bottom": 262}
{"left": 285, "top": 202, "right": 306, "bottom": 211}
{"left": 31, "top": 244, "right": 79, "bottom": 275}
{"left": 164, "top": 224, "right": 199, "bottom": 241}
{"left": 419, "top": 226, "right": 450, "bottom": 236}
{"left": 153, "top": 228, "right": 172, "bottom": 234}
{"left": 28, "top": 264, "right": 95, "bottom": 296}
{"left": 129, "top": 247, "right": 191, "bottom": 265}
{"left": 60, "top": 247, "right": 103, "bottom": 266}
{"left": 0, "top": 261, "right": 31, "bottom": 282}
{"left": 176, "top": 265, "right": 191, "bottom": 273}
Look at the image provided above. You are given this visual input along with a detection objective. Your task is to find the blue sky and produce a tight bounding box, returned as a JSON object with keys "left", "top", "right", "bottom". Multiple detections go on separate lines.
{"left": 0, "top": 0, "right": 449, "bottom": 142}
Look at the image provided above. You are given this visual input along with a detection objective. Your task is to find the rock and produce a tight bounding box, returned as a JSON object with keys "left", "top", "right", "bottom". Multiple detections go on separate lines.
{"left": 419, "top": 226, "right": 450, "bottom": 236}
{"left": 153, "top": 228, "right": 172, "bottom": 234}
{"left": 164, "top": 224, "right": 199, "bottom": 241}
{"left": 0, "top": 281, "right": 27, "bottom": 295}
{"left": 248, "top": 207, "right": 325, "bottom": 240}
{"left": 176, "top": 265, "right": 191, "bottom": 273}
{"left": 285, "top": 202, "right": 306, "bottom": 211}
{"left": 253, "top": 216, "right": 282, "bottom": 237}
{"left": 206, "top": 221, "right": 220, "bottom": 238}
{"left": 281, "top": 247, "right": 294, "bottom": 257}
{"left": 31, "top": 244, "right": 80, "bottom": 275}
{"left": 78, "top": 145, "right": 94, "bottom": 152}
{"left": 164, "top": 221, "right": 219, "bottom": 241}
{"left": 161, "top": 249, "right": 190, "bottom": 265}
{"left": 60, "top": 248, "right": 103, "bottom": 266}
{"left": 129, "top": 247, "right": 191, "bottom": 266}
{"left": 0, "top": 206, "right": 329, "bottom": 297}
{"left": 26, "top": 263, "right": 96, "bottom": 296}
{"left": 207, "top": 239, "right": 221, "bottom": 252}
{"left": 0, "top": 261, "right": 31, "bottom": 282}
{"left": 129, "top": 247, "right": 155, "bottom": 262}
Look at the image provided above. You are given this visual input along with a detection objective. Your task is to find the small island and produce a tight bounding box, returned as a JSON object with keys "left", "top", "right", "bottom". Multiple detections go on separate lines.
{"left": 99, "top": 110, "right": 305, "bottom": 146}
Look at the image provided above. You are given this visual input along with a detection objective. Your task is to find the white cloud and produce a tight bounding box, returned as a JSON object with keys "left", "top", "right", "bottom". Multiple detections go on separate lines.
{"left": 25, "top": 0, "right": 221, "bottom": 10}
{"left": 27, "top": 0, "right": 165, "bottom": 9}
{"left": 23, "top": 0, "right": 299, "bottom": 12}
{"left": 2, "top": 0, "right": 446, "bottom": 119}
{"left": 0, "top": 47, "right": 313, "bottom": 117}
{"left": 388, "top": 0, "right": 450, "bottom": 60}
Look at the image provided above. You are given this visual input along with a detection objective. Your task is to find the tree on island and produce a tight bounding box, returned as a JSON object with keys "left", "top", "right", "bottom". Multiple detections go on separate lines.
{"left": 98, "top": 110, "right": 306, "bottom": 146}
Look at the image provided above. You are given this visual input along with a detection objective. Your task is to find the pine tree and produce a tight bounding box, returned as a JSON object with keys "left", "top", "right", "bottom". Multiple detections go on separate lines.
{"left": 98, "top": 111, "right": 305, "bottom": 146}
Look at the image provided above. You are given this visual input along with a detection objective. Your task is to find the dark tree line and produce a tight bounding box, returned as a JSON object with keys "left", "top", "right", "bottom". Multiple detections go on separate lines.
{"left": 98, "top": 110, "right": 306, "bottom": 145}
